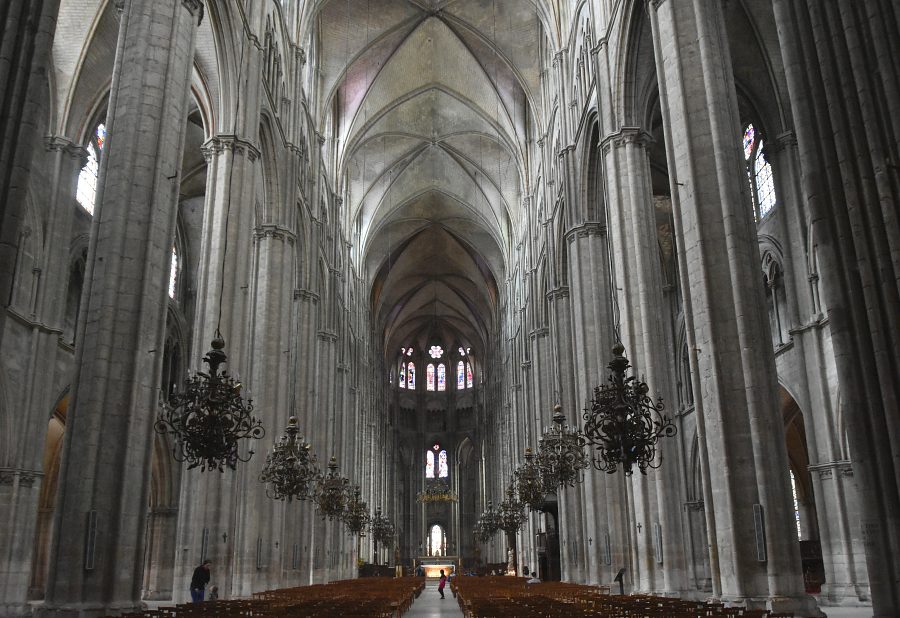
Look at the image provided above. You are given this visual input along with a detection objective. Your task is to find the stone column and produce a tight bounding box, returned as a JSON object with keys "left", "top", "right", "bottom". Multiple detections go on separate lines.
{"left": 772, "top": 1, "right": 900, "bottom": 613}
{"left": 173, "top": 133, "right": 260, "bottom": 603}
{"left": 40, "top": 2, "right": 203, "bottom": 616}
{"left": 646, "top": 0, "right": 814, "bottom": 612}
{"left": 0, "top": 136, "right": 85, "bottom": 618}
{"left": 0, "top": 0, "right": 61, "bottom": 345}
{"left": 604, "top": 127, "right": 688, "bottom": 595}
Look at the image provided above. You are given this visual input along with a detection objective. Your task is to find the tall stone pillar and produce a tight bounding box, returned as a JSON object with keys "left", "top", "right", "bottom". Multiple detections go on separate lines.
{"left": 604, "top": 127, "right": 688, "bottom": 595}
{"left": 772, "top": 1, "right": 900, "bottom": 613}
{"left": 646, "top": 0, "right": 815, "bottom": 612}
{"left": 173, "top": 133, "right": 260, "bottom": 603}
{"left": 0, "top": 0, "right": 60, "bottom": 345}
{"left": 0, "top": 136, "right": 86, "bottom": 617}
{"left": 39, "top": 2, "right": 203, "bottom": 616}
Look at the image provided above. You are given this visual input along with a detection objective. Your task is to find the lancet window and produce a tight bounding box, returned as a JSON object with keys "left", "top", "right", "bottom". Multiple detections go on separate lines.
{"left": 76, "top": 123, "right": 107, "bottom": 215}
{"left": 742, "top": 123, "right": 777, "bottom": 220}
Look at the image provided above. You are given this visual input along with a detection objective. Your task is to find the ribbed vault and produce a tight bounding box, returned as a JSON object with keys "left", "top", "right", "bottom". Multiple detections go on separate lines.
{"left": 312, "top": 0, "right": 548, "bottom": 359}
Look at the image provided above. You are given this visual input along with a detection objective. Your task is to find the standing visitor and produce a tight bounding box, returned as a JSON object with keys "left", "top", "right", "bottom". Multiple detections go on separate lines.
{"left": 438, "top": 569, "right": 447, "bottom": 599}
{"left": 190, "top": 560, "right": 211, "bottom": 602}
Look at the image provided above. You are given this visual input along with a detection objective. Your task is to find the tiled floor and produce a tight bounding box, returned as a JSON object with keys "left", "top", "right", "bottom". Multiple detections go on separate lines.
{"left": 405, "top": 581, "right": 464, "bottom": 617}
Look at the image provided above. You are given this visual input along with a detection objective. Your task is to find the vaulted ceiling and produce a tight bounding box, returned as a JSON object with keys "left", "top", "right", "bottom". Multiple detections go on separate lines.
{"left": 311, "top": 0, "right": 550, "bottom": 360}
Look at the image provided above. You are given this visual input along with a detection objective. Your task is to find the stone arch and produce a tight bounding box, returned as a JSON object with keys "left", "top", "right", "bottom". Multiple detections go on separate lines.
{"left": 581, "top": 118, "right": 603, "bottom": 223}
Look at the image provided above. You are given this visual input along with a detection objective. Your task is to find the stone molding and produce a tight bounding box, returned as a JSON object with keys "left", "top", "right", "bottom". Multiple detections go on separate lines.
{"left": 600, "top": 127, "right": 653, "bottom": 153}
{"left": 294, "top": 288, "right": 320, "bottom": 303}
{"left": 337, "top": 363, "right": 350, "bottom": 373}
{"left": 201, "top": 134, "right": 261, "bottom": 162}
{"left": 808, "top": 460, "right": 853, "bottom": 480}
{"left": 317, "top": 330, "right": 338, "bottom": 342}
{"left": 0, "top": 468, "right": 43, "bottom": 487}
{"left": 546, "top": 286, "right": 570, "bottom": 301}
{"left": 529, "top": 327, "right": 550, "bottom": 339}
{"left": 181, "top": 0, "right": 205, "bottom": 24}
{"left": 254, "top": 223, "right": 296, "bottom": 243}
{"left": 45, "top": 135, "right": 89, "bottom": 166}
{"left": 565, "top": 222, "right": 607, "bottom": 243}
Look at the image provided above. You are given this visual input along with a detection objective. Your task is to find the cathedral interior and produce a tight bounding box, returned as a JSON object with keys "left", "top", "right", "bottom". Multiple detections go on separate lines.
{"left": 0, "top": 0, "right": 898, "bottom": 617}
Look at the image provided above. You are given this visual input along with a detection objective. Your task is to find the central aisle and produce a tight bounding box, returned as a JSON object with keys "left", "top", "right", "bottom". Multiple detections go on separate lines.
{"left": 406, "top": 581, "right": 464, "bottom": 617}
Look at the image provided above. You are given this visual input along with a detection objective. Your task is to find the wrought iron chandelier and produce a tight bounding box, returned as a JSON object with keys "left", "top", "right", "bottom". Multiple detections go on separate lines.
{"left": 259, "top": 416, "right": 318, "bottom": 500}
{"left": 537, "top": 404, "right": 589, "bottom": 489}
{"left": 497, "top": 483, "right": 527, "bottom": 533}
{"left": 514, "top": 448, "right": 546, "bottom": 511}
{"left": 155, "top": 334, "right": 264, "bottom": 472}
{"left": 474, "top": 500, "right": 501, "bottom": 543}
{"left": 369, "top": 507, "right": 395, "bottom": 547}
{"left": 582, "top": 343, "right": 677, "bottom": 476}
{"left": 313, "top": 456, "right": 350, "bottom": 520}
{"left": 416, "top": 478, "right": 458, "bottom": 503}
{"left": 342, "top": 486, "right": 370, "bottom": 535}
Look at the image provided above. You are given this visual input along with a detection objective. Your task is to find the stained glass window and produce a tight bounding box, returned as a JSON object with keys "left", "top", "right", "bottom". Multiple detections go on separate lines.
{"left": 743, "top": 123, "right": 777, "bottom": 220}
{"left": 168, "top": 246, "right": 178, "bottom": 299}
{"left": 429, "top": 345, "right": 444, "bottom": 359}
{"left": 76, "top": 123, "right": 107, "bottom": 215}
{"left": 399, "top": 362, "right": 406, "bottom": 388}
{"left": 457, "top": 361, "right": 465, "bottom": 389}
{"left": 407, "top": 362, "right": 415, "bottom": 389}
{"left": 427, "top": 364, "right": 435, "bottom": 391}
{"left": 426, "top": 450, "right": 435, "bottom": 478}
{"left": 438, "top": 449, "right": 448, "bottom": 478}
{"left": 466, "top": 362, "right": 473, "bottom": 388}
{"left": 437, "top": 364, "right": 446, "bottom": 391}
{"left": 790, "top": 470, "right": 802, "bottom": 540}
{"left": 429, "top": 524, "right": 445, "bottom": 556}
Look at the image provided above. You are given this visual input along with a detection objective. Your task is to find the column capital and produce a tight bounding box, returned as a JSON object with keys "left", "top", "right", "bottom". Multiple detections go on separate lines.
{"left": 564, "top": 222, "right": 607, "bottom": 243}
{"left": 201, "top": 134, "right": 260, "bottom": 162}
{"left": 254, "top": 223, "right": 296, "bottom": 243}
{"left": 181, "top": 0, "right": 205, "bottom": 25}
{"left": 546, "top": 286, "right": 570, "bottom": 301}
{"left": 45, "top": 135, "right": 89, "bottom": 166}
{"left": 601, "top": 127, "right": 654, "bottom": 152}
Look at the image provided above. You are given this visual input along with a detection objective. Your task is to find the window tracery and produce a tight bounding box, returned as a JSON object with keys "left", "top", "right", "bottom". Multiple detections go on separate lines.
{"left": 76, "top": 123, "right": 107, "bottom": 215}
{"left": 742, "top": 124, "right": 777, "bottom": 220}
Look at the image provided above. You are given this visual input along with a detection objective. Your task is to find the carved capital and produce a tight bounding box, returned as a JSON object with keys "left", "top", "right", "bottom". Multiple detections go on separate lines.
{"left": 254, "top": 223, "right": 297, "bottom": 243}
{"left": 45, "top": 135, "right": 89, "bottom": 167}
{"left": 546, "top": 286, "right": 570, "bottom": 301}
{"left": 181, "top": 0, "right": 205, "bottom": 25}
{"left": 529, "top": 327, "right": 549, "bottom": 340}
{"left": 565, "top": 222, "right": 607, "bottom": 243}
{"left": 317, "top": 330, "right": 338, "bottom": 342}
{"left": 202, "top": 135, "right": 261, "bottom": 162}
{"left": 602, "top": 127, "right": 653, "bottom": 153}
{"left": 294, "top": 288, "right": 320, "bottom": 303}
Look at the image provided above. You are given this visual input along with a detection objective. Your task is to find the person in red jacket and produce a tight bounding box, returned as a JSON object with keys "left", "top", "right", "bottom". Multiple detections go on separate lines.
{"left": 438, "top": 569, "right": 447, "bottom": 599}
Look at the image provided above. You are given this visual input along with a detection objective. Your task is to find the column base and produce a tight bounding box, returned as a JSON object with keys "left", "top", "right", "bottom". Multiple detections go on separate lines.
{"left": 719, "top": 594, "right": 824, "bottom": 618}
{"left": 35, "top": 602, "right": 144, "bottom": 618}
{"left": 0, "top": 603, "right": 33, "bottom": 618}
{"left": 817, "top": 581, "right": 871, "bottom": 605}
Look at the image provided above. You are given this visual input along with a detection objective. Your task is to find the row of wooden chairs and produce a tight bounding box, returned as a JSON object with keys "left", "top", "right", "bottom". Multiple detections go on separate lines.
{"left": 111, "top": 577, "right": 425, "bottom": 618}
{"left": 451, "top": 577, "right": 796, "bottom": 618}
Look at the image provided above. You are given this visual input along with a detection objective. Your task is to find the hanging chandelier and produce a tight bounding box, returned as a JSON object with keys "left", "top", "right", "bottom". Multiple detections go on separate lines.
{"left": 416, "top": 478, "right": 458, "bottom": 503}
{"left": 155, "top": 334, "right": 264, "bottom": 472}
{"left": 497, "top": 483, "right": 527, "bottom": 533}
{"left": 514, "top": 448, "right": 546, "bottom": 511}
{"left": 537, "top": 404, "right": 589, "bottom": 489}
{"left": 313, "top": 456, "right": 351, "bottom": 520}
{"left": 582, "top": 343, "right": 677, "bottom": 476}
{"left": 259, "top": 416, "right": 318, "bottom": 500}
{"left": 369, "top": 507, "right": 395, "bottom": 547}
{"left": 342, "top": 486, "right": 370, "bottom": 535}
{"left": 474, "top": 500, "right": 501, "bottom": 543}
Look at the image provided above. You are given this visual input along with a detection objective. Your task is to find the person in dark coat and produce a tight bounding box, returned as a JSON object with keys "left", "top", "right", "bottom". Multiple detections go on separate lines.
{"left": 190, "top": 560, "right": 211, "bottom": 602}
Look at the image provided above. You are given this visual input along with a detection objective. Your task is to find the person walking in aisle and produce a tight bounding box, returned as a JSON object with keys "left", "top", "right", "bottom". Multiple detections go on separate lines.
{"left": 438, "top": 569, "right": 447, "bottom": 599}
{"left": 190, "top": 560, "right": 211, "bottom": 602}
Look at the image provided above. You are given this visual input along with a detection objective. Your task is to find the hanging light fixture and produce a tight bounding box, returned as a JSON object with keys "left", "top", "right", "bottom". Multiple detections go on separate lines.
{"left": 537, "top": 404, "right": 589, "bottom": 489}
{"left": 313, "top": 456, "right": 351, "bottom": 520}
{"left": 582, "top": 343, "right": 677, "bottom": 476}
{"left": 155, "top": 333, "right": 264, "bottom": 472}
{"left": 497, "top": 483, "right": 527, "bottom": 534}
{"left": 259, "top": 416, "right": 318, "bottom": 500}
{"left": 342, "top": 486, "right": 371, "bottom": 535}
{"left": 474, "top": 500, "right": 501, "bottom": 544}
{"left": 369, "top": 507, "right": 395, "bottom": 546}
{"left": 416, "top": 478, "right": 458, "bottom": 503}
{"left": 514, "top": 448, "right": 546, "bottom": 511}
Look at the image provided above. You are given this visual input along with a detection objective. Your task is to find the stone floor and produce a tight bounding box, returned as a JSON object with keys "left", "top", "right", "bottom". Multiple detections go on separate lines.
{"left": 405, "top": 581, "right": 464, "bottom": 617}
{"left": 818, "top": 608, "right": 872, "bottom": 618}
